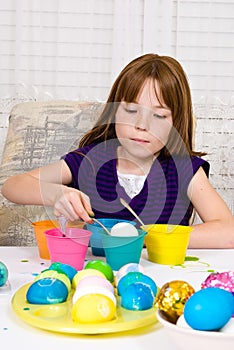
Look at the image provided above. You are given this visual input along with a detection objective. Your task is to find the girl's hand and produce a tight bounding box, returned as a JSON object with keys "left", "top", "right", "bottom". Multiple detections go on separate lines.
{"left": 53, "top": 186, "right": 94, "bottom": 223}
{"left": 1, "top": 160, "right": 94, "bottom": 224}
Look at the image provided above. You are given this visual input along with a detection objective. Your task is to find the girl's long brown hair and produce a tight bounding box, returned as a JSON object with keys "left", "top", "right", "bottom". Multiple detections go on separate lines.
{"left": 79, "top": 53, "right": 206, "bottom": 157}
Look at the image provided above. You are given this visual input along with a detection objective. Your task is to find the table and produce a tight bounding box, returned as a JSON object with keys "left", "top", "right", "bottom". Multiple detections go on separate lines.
{"left": 1, "top": 246, "right": 234, "bottom": 350}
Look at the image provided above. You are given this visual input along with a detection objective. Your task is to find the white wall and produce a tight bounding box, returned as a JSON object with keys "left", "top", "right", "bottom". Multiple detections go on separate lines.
{"left": 0, "top": 0, "right": 233, "bottom": 213}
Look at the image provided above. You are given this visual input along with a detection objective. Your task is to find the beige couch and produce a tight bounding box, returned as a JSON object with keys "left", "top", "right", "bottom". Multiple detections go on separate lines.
{"left": 0, "top": 100, "right": 103, "bottom": 246}
{"left": 0, "top": 100, "right": 233, "bottom": 246}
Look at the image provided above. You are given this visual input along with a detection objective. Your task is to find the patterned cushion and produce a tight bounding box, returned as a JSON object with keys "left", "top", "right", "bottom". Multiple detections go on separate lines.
{"left": 0, "top": 100, "right": 103, "bottom": 246}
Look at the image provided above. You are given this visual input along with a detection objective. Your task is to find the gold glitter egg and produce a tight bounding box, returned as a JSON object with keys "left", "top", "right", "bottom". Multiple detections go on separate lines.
{"left": 156, "top": 280, "right": 195, "bottom": 323}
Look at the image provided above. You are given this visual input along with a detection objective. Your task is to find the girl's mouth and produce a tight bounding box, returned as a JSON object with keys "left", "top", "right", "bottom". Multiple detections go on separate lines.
{"left": 131, "top": 138, "right": 149, "bottom": 144}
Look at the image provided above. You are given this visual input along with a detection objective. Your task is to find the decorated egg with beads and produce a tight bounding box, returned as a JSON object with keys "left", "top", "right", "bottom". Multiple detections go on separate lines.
{"left": 156, "top": 280, "right": 195, "bottom": 323}
{"left": 201, "top": 271, "right": 234, "bottom": 293}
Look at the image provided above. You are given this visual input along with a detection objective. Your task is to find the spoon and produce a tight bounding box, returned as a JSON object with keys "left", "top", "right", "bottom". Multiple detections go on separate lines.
{"left": 92, "top": 217, "right": 111, "bottom": 235}
{"left": 58, "top": 214, "right": 111, "bottom": 236}
{"left": 58, "top": 216, "right": 68, "bottom": 237}
{"left": 119, "top": 198, "right": 147, "bottom": 230}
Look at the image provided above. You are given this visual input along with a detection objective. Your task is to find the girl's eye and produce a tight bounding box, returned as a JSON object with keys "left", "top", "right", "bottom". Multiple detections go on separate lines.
{"left": 124, "top": 107, "right": 138, "bottom": 114}
{"left": 153, "top": 113, "right": 166, "bottom": 119}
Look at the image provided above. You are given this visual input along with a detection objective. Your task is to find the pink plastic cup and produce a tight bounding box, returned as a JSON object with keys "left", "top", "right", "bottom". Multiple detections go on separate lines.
{"left": 44, "top": 228, "right": 92, "bottom": 270}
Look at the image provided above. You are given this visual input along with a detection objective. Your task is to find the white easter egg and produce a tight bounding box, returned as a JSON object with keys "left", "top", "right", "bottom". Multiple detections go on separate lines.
{"left": 72, "top": 285, "right": 116, "bottom": 305}
{"left": 115, "top": 263, "right": 145, "bottom": 286}
{"left": 76, "top": 275, "right": 114, "bottom": 294}
{"left": 220, "top": 318, "right": 234, "bottom": 333}
{"left": 176, "top": 314, "right": 191, "bottom": 329}
{"left": 110, "top": 222, "right": 138, "bottom": 237}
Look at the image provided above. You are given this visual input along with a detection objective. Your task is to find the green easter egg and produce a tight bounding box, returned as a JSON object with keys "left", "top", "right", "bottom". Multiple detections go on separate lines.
{"left": 85, "top": 260, "right": 114, "bottom": 282}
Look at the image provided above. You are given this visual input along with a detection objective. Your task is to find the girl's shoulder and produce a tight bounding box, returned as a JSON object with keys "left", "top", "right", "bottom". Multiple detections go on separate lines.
{"left": 64, "top": 142, "right": 103, "bottom": 158}
{"left": 158, "top": 154, "right": 210, "bottom": 177}
{"left": 156, "top": 155, "right": 210, "bottom": 195}
{"left": 71, "top": 142, "right": 97, "bottom": 154}
{"left": 64, "top": 140, "right": 118, "bottom": 163}
{"left": 190, "top": 155, "right": 210, "bottom": 176}
{"left": 61, "top": 143, "right": 95, "bottom": 165}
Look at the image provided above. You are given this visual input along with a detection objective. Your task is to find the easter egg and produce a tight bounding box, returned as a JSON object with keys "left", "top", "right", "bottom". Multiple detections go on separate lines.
{"left": 110, "top": 222, "right": 138, "bottom": 237}
{"left": 34, "top": 269, "right": 71, "bottom": 291}
{"left": 72, "top": 294, "right": 116, "bottom": 323}
{"left": 221, "top": 317, "right": 234, "bottom": 333}
{"left": 155, "top": 280, "right": 195, "bottom": 323}
{"left": 184, "top": 287, "right": 234, "bottom": 331}
{"left": 201, "top": 271, "right": 234, "bottom": 293}
{"left": 117, "top": 272, "right": 157, "bottom": 296}
{"left": 73, "top": 285, "right": 116, "bottom": 305}
{"left": 176, "top": 314, "right": 191, "bottom": 328}
{"left": 121, "top": 282, "right": 155, "bottom": 310}
{"left": 115, "top": 263, "right": 145, "bottom": 286}
{"left": 26, "top": 278, "right": 68, "bottom": 304}
{"left": 72, "top": 269, "right": 106, "bottom": 288}
{"left": 49, "top": 262, "right": 77, "bottom": 282}
{"left": 0, "top": 261, "right": 8, "bottom": 287}
{"left": 85, "top": 260, "right": 114, "bottom": 282}
{"left": 76, "top": 276, "right": 114, "bottom": 294}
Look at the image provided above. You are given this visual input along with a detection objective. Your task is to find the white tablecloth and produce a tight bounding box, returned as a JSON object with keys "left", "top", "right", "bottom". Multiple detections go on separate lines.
{"left": 1, "top": 246, "right": 233, "bottom": 350}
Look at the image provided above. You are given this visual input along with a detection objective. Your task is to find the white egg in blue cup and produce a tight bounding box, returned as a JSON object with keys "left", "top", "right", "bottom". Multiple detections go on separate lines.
{"left": 85, "top": 218, "right": 137, "bottom": 256}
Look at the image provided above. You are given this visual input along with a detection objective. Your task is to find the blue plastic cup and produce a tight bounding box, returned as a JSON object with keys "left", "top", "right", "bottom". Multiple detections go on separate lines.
{"left": 101, "top": 229, "right": 146, "bottom": 270}
{"left": 85, "top": 218, "right": 136, "bottom": 257}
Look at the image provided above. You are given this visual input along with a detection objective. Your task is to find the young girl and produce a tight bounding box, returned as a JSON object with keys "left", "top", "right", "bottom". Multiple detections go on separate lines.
{"left": 1, "top": 53, "right": 234, "bottom": 248}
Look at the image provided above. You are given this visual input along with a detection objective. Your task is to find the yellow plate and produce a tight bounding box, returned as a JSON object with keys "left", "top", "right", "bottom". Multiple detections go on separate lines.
{"left": 12, "top": 283, "right": 157, "bottom": 334}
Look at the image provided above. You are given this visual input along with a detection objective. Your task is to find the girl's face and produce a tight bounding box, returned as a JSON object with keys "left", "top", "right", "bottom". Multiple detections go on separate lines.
{"left": 115, "top": 78, "right": 173, "bottom": 160}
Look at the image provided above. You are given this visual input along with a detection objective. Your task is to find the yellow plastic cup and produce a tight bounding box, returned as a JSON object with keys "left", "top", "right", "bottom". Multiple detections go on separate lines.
{"left": 144, "top": 224, "right": 192, "bottom": 265}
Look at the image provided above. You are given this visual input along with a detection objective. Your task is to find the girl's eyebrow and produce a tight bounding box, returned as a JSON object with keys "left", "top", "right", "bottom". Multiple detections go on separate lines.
{"left": 124, "top": 101, "right": 170, "bottom": 111}
{"left": 145, "top": 103, "right": 170, "bottom": 111}
{"left": 151, "top": 103, "right": 166, "bottom": 108}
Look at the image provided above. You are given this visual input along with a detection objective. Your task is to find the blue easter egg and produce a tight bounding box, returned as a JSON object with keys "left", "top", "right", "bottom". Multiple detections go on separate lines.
{"left": 49, "top": 262, "right": 77, "bottom": 282}
{"left": 0, "top": 261, "right": 8, "bottom": 287}
{"left": 117, "top": 272, "right": 157, "bottom": 296}
{"left": 184, "top": 287, "right": 234, "bottom": 331}
{"left": 121, "top": 282, "right": 155, "bottom": 310}
{"left": 26, "top": 278, "right": 68, "bottom": 304}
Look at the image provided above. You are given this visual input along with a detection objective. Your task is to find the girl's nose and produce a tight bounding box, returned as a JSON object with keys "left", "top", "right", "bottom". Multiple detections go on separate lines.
{"left": 135, "top": 109, "right": 150, "bottom": 131}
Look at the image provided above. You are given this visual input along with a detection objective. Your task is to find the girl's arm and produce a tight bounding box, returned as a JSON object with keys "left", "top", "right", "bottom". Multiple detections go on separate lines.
{"left": 1, "top": 160, "right": 93, "bottom": 223}
{"left": 187, "top": 167, "right": 234, "bottom": 248}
